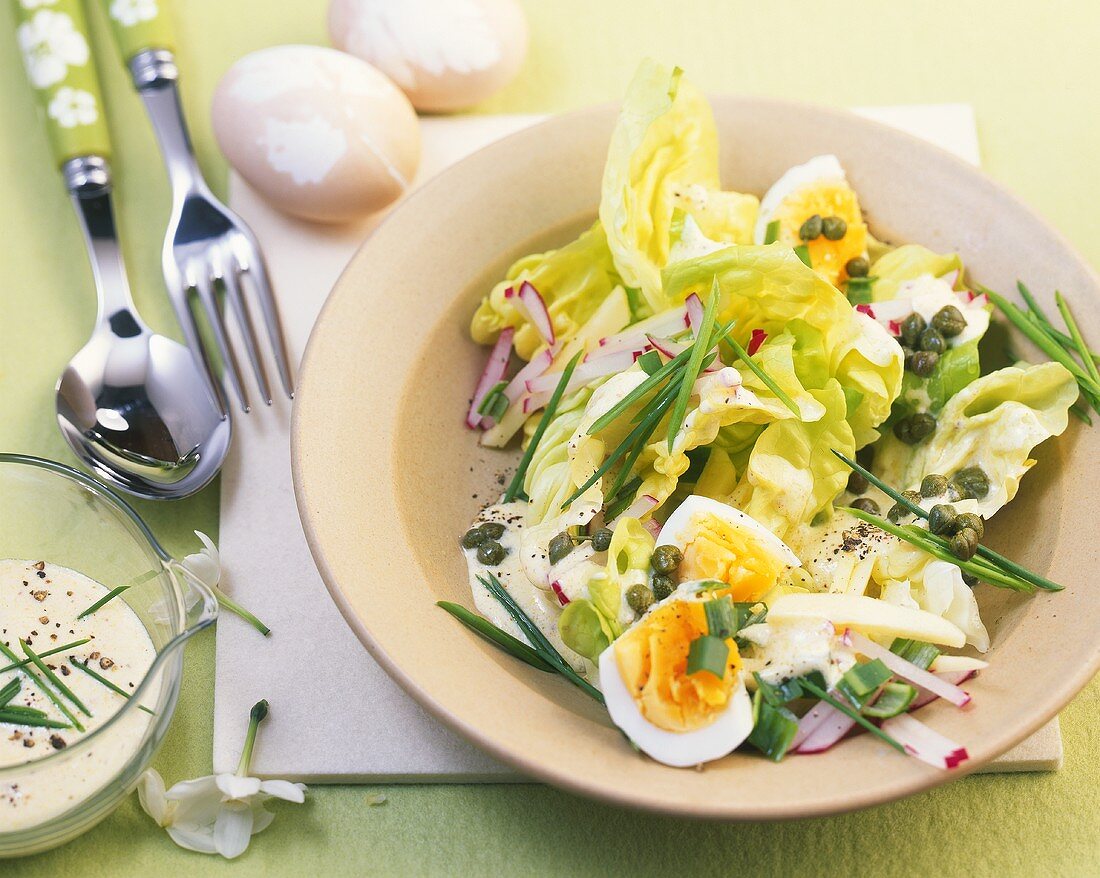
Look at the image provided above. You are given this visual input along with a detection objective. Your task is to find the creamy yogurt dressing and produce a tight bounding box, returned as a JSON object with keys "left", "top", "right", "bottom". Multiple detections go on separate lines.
{"left": 462, "top": 502, "right": 589, "bottom": 673}
{"left": 0, "top": 559, "right": 156, "bottom": 832}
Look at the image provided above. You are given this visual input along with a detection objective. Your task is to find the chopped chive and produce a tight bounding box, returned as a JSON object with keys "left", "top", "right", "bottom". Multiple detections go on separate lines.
{"left": 836, "top": 659, "right": 892, "bottom": 710}
{"left": 504, "top": 351, "right": 583, "bottom": 503}
{"left": 0, "top": 639, "right": 83, "bottom": 733}
{"left": 746, "top": 692, "right": 799, "bottom": 761}
{"left": 636, "top": 350, "right": 663, "bottom": 375}
{"left": 0, "top": 704, "right": 49, "bottom": 720}
{"left": 476, "top": 381, "right": 509, "bottom": 416}
{"left": 667, "top": 277, "right": 721, "bottom": 450}
{"left": 0, "top": 710, "right": 71, "bottom": 730}
{"left": 890, "top": 638, "right": 940, "bottom": 671}
{"left": 862, "top": 682, "right": 917, "bottom": 719}
{"left": 686, "top": 635, "right": 729, "bottom": 677}
{"left": 437, "top": 601, "right": 556, "bottom": 673}
{"left": 763, "top": 220, "right": 781, "bottom": 245}
{"left": 21, "top": 640, "right": 91, "bottom": 717}
{"left": 793, "top": 244, "right": 812, "bottom": 267}
{"left": 68, "top": 659, "right": 155, "bottom": 715}
{"left": 0, "top": 679, "right": 20, "bottom": 709}
{"left": 1071, "top": 402, "right": 1093, "bottom": 425}
{"left": 726, "top": 334, "right": 802, "bottom": 417}
{"left": 843, "top": 507, "right": 1037, "bottom": 592}
{"left": 76, "top": 585, "right": 130, "bottom": 620}
{"left": 0, "top": 638, "right": 92, "bottom": 674}
{"left": 704, "top": 595, "right": 737, "bottom": 639}
{"left": 1055, "top": 291, "right": 1100, "bottom": 386}
{"left": 833, "top": 450, "right": 1063, "bottom": 592}
{"left": 587, "top": 345, "right": 697, "bottom": 435}
{"left": 479, "top": 574, "right": 604, "bottom": 704}
{"left": 799, "top": 677, "right": 905, "bottom": 754}
{"left": 603, "top": 476, "right": 643, "bottom": 522}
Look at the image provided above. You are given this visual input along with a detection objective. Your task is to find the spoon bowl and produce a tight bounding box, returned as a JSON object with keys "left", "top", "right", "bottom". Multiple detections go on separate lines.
{"left": 56, "top": 314, "right": 231, "bottom": 498}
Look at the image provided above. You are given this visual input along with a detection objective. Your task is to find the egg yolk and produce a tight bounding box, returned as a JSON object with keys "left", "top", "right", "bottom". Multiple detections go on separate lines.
{"left": 771, "top": 180, "right": 867, "bottom": 287}
{"left": 679, "top": 513, "right": 787, "bottom": 602}
{"left": 615, "top": 598, "right": 742, "bottom": 733}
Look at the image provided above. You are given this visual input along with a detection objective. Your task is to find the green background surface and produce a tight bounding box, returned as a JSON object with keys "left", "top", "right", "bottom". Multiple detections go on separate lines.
{"left": 2, "top": 1, "right": 1098, "bottom": 875}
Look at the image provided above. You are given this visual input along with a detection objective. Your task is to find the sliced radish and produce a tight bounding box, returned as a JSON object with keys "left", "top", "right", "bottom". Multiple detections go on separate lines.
{"left": 525, "top": 348, "right": 637, "bottom": 395}
{"left": 546, "top": 544, "right": 596, "bottom": 587}
{"left": 747, "top": 328, "right": 768, "bottom": 356}
{"left": 941, "top": 269, "right": 960, "bottom": 288}
{"left": 599, "top": 307, "right": 689, "bottom": 353}
{"left": 686, "top": 293, "right": 705, "bottom": 338}
{"left": 847, "top": 631, "right": 971, "bottom": 708}
{"left": 880, "top": 712, "right": 969, "bottom": 769}
{"left": 910, "top": 670, "right": 977, "bottom": 711}
{"left": 643, "top": 518, "right": 662, "bottom": 539}
{"left": 887, "top": 319, "right": 902, "bottom": 336}
{"left": 501, "top": 343, "right": 559, "bottom": 405}
{"left": 467, "top": 327, "right": 514, "bottom": 429}
{"left": 855, "top": 303, "right": 875, "bottom": 319}
{"left": 646, "top": 334, "right": 687, "bottom": 359}
{"left": 506, "top": 281, "right": 556, "bottom": 345}
{"left": 550, "top": 581, "right": 570, "bottom": 606}
{"left": 793, "top": 700, "right": 855, "bottom": 754}
{"left": 610, "top": 494, "right": 658, "bottom": 525}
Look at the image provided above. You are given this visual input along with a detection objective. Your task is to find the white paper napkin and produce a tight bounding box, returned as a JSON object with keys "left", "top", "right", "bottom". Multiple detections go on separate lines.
{"left": 213, "top": 106, "right": 1060, "bottom": 780}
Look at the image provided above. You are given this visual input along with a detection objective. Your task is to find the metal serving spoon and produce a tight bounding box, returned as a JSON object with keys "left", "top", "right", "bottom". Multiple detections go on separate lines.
{"left": 15, "top": 0, "right": 229, "bottom": 499}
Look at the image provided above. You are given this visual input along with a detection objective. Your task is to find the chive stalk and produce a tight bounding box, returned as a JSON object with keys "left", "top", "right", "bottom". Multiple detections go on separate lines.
{"left": 726, "top": 333, "right": 802, "bottom": 418}
{"left": 68, "top": 659, "right": 155, "bottom": 715}
{"left": 0, "top": 679, "right": 20, "bottom": 709}
{"left": 1055, "top": 291, "right": 1100, "bottom": 387}
{"left": 20, "top": 640, "right": 91, "bottom": 717}
{"left": 503, "top": 351, "right": 583, "bottom": 503}
{"left": 76, "top": 585, "right": 130, "bottom": 620}
{"left": 0, "top": 640, "right": 83, "bottom": 733}
{"left": 799, "top": 677, "right": 905, "bottom": 753}
{"left": 436, "top": 601, "right": 556, "bottom": 673}
{"left": 666, "top": 277, "right": 721, "bottom": 449}
{"left": 0, "top": 710, "right": 71, "bottom": 730}
{"left": 0, "top": 638, "right": 91, "bottom": 674}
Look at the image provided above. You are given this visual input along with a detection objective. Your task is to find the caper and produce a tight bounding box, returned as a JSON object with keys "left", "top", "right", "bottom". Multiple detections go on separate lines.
{"left": 591, "top": 527, "right": 614, "bottom": 553}
{"left": 900, "top": 346, "right": 915, "bottom": 363}
{"left": 479, "top": 522, "right": 506, "bottom": 540}
{"left": 920, "top": 474, "right": 949, "bottom": 498}
{"left": 548, "top": 532, "right": 573, "bottom": 566}
{"left": 950, "top": 527, "right": 979, "bottom": 561}
{"left": 900, "top": 312, "right": 927, "bottom": 347}
{"left": 626, "top": 584, "right": 655, "bottom": 615}
{"left": 821, "top": 216, "right": 847, "bottom": 240}
{"left": 932, "top": 305, "right": 966, "bottom": 338}
{"left": 845, "top": 256, "right": 869, "bottom": 278}
{"left": 851, "top": 497, "right": 880, "bottom": 515}
{"left": 928, "top": 503, "right": 958, "bottom": 535}
{"left": 651, "top": 574, "right": 675, "bottom": 601}
{"left": 847, "top": 470, "right": 869, "bottom": 495}
{"left": 476, "top": 539, "right": 506, "bottom": 566}
{"left": 651, "top": 545, "right": 683, "bottom": 575}
{"left": 947, "top": 483, "right": 965, "bottom": 502}
{"left": 952, "top": 465, "right": 990, "bottom": 499}
{"left": 908, "top": 413, "right": 937, "bottom": 443}
{"left": 856, "top": 445, "right": 874, "bottom": 468}
{"left": 955, "top": 512, "right": 985, "bottom": 539}
{"left": 908, "top": 350, "right": 940, "bottom": 378}
{"left": 799, "top": 214, "right": 823, "bottom": 241}
{"left": 461, "top": 528, "right": 485, "bottom": 550}
{"left": 918, "top": 328, "right": 946, "bottom": 355}
{"left": 888, "top": 491, "right": 923, "bottom": 523}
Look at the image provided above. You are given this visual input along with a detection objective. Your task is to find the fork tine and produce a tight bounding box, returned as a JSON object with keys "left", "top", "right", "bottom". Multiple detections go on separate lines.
{"left": 164, "top": 262, "right": 228, "bottom": 418}
{"left": 222, "top": 265, "right": 273, "bottom": 406}
{"left": 238, "top": 245, "right": 294, "bottom": 398}
{"left": 192, "top": 268, "right": 251, "bottom": 413}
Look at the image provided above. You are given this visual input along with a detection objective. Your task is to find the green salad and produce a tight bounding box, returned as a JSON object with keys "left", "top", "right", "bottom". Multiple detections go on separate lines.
{"left": 445, "top": 60, "right": 1086, "bottom": 770}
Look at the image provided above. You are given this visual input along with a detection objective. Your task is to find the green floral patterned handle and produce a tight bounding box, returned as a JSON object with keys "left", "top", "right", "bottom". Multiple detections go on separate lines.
{"left": 12, "top": 0, "right": 111, "bottom": 167}
{"left": 96, "top": 0, "right": 175, "bottom": 62}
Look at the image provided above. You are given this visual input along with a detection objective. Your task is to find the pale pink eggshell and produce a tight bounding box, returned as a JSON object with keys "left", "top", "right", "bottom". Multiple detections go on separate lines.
{"left": 211, "top": 45, "right": 421, "bottom": 223}
{"left": 328, "top": 0, "right": 527, "bottom": 113}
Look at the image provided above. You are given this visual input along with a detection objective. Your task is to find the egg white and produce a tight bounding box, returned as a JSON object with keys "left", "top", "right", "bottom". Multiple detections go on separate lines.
{"left": 657, "top": 496, "right": 802, "bottom": 570}
{"left": 752, "top": 154, "right": 847, "bottom": 245}
{"left": 599, "top": 638, "right": 754, "bottom": 768}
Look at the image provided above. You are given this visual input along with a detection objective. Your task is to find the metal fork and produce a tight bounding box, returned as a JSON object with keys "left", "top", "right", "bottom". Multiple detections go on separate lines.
{"left": 127, "top": 49, "right": 293, "bottom": 413}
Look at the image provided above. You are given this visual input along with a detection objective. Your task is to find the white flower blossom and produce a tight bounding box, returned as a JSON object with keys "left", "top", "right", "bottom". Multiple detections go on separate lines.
{"left": 47, "top": 86, "right": 97, "bottom": 128}
{"left": 138, "top": 701, "right": 305, "bottom": 859}
{"left": 17, "top": 9, "right": 89, "bottom": 89}
{"left": 109, "top": 0, "right": 159, "bottom": 28}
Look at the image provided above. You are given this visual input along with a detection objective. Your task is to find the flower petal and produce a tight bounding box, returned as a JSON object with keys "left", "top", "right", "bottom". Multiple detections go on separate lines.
{"left": 216, "top": 773, "right": 262, "bottom": 800}
{"left": 195, "top": 530, "right": 220, "bottom": 562}
{"left": 214, "top": 802, "right": 255, "bottom": 860}
{"left": 181, "top": 553, "right": 220, "bottom": 589}
{"left": 166, "top": 824, "right": 218, "bottom": 854}
{"left": 136, "top": 769, "right": 171, "bottom": 826}
{"left": 165, "top": 774, "right": 218, "bottom": 800}
{"left": 250, "top": 801, "right": 276, "bottom": 835}
{"left": 258, "top": 780, "right": 307, "bottom": 803}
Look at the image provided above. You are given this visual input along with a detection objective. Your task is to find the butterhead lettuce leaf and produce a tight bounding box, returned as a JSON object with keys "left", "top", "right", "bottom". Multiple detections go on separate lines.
{"left": 871, "top": 244, "right": 963, "bottom": 302}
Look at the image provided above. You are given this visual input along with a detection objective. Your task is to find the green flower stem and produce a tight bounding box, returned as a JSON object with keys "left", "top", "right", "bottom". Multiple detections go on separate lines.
{"left": 236, "top": 699, "right": 270, "bottom": 776}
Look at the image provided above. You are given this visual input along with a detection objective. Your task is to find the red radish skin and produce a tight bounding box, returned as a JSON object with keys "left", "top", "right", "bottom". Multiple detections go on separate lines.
{"left": 747, "top": 329, "right": 768, "bottom": 356}
{"left": 467, "top": 327, "right": 515, "bottom": 429}
{"left": 516, "top": 281, "right": 556, "bottom": 345}
{"left": 846, "top": 631, "right": 972, "bottom": 708}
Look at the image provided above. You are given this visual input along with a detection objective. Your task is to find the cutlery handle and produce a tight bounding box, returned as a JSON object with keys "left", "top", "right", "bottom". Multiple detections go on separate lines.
{"left": 11, "top": 0, "right": 112, "bottom": 169}
{"left": 96, "top": 0, "right": 176, "bottom": 63}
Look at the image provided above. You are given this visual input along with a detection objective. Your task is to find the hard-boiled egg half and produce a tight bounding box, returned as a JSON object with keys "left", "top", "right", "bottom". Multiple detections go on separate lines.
{"left": 753, "top": 154, "right": 868, "bottom": 287}
{"left": 597, "top": 498, "right": 801, "bottom": 767}
{"left": 599, "top": 586, "right": 753, "bottom": 767}
{"left": 657, "top": 496, "right": 802, "bottom": 602}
